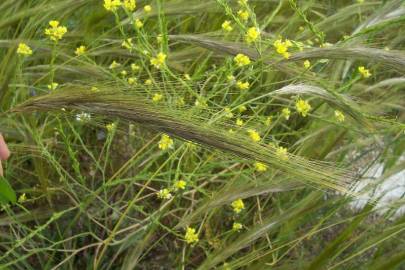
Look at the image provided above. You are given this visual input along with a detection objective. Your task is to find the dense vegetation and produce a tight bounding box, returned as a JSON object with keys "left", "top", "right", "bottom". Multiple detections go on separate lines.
{"left": 0, "top": 0, "right": 404, "bottom": 269}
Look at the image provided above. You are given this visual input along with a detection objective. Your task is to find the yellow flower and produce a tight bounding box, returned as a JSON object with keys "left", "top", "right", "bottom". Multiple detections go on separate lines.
{"left": 232, "top": 222, "right": 243, "bottom": 231}
{"left": 174, "top": 180, "right": 187, "bottom": 190}
{"left": 265, "top": 116, "right": 272, "bottom": 126}
{"left": 195, "top": 99, "right": 208, "bottom": 108}
{"left": 131, "top": 63, "right": 140, "bottom": 71}
{"left": 75, "top": 45, "right": 86, "bottom": 56}
{"left": 145, "top": 79, "right": 153, "bottom": 86}
{"left": 236, "top": 81, "right": 250, "bottom": 91}
{"left": 121, "top": 70, "right": 127, "bottom": 76}
{"left": 49, "top": 20, "right": 59, "bottom": 28}
{"left": 358, "top": 66, "right": 371, "bottom": 78}
{"left": 122, "top": 38, "right": 133, "bottom": 49}
{"left": 282, "top": 107, "right": 291, "bottom": 120}
{"left": 237, "top": 10, "right": 249, "bottom": 21}
{"left": 158, "top": 134, "right": 173, "bottom": 150}
{"left": 184, "top": 73, "right": 191, "bottom": 81}
{"left": 238, "top": 105, "right": 247, "bottom": 113}
{"left": 17, "top": 43, "right": 33, "bottom": 56}
{"left": 184, "top": 227, "right": 199, "bottom": 244}
{"left": 157, "top": 188, "right": 172, "bottom": 199}
{"left": 152, "top": 93, "right": 163, "bottom": 103}
{"left": 150, "top": 52, "right": 167, "bottom": 69}
{"left": 106, "top": 122, "right": 117, "bottom": 132}
{"left": 135, "top": 19, "right": 143, "bottom": 28}
{"left": 104, "top": 0, "right": 121, "bottom": 11}
{"left": 222, "top": 20, "right": 233, "bottom": 32}
{"left": 156, "top": 34, "right": 163, "bottom": 43}
{"left": 227, "top": 75, "right": 235, "bottom": 82}
{"left": 47, "top": 82, "right": 58, "bottom": 90}
{"left": 254, "top": 161, "right": 268, "bottom": 172}
{"left": 273, "top": 38, "right": 293, "bottom": 59}
{"left": 90, "top": 86, "right": 99, "bottom": 92}
{"left": 18, "top": 193, "right": 27, "bottom": 203}
{"left": 176, "top": 97, "right": 185, "bottom": 106}
{"left": 231, "top": 198, "right": 245, "bottom": 214}
{"left": 109, "top": 60, "right": 121, "bottom": 69}
{"left": 144, "top": 5, "right": 152, "bottom": 13}
{"left": 44, "top": 20, "right": 67, "bottom": 41}
{"left": 334, "top": 110, "right": 345, "bottom": 122}
{"left": 236, "top": 118, "right": 244, "bottom": 126}
{"left": 247, "top": 129, "right": 260, "bottom": 142}
{"left": 295, "top": 99, "right": 311, "bottom": 117}
{"left": 304, "top": 60, "right": 311, "bottom": 69}
{"left": 127, "top": 77, "right": 137, "bottom": 85}
{"left": 224, "top": 107, "right": 234, "bottom": 118}
{"left": 245, "top": 27, "right": 260, "bottom": 43}
{"left": 123, "top": 0, "right": 136, "bottom": 11}
{"left": 234, "top": 53, "right": 251, "bottom": 67}
{"left": 276, "top": 146, "right": 288, "bottom": 161}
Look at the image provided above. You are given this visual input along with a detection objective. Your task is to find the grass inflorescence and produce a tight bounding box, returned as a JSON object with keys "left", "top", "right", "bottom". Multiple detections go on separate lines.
{"left": 0, "top": 0, "right": 404, "bottom": 269}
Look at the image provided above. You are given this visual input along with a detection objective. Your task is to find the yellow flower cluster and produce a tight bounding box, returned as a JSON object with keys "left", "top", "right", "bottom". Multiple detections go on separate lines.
{"left": 282, "top": 108, "right": 291, "bottom": 120}
{"left": 195, "top": 99, "right": 207, "bottom": 108}
{"left": 238, "top": 105, "right": 247, "bottom": 113}
{"left": 273, "top": 38, "right": 293, "bottom": 59}
{"left": 75, "top": 45, "right": 86, "bottom": 56}
{"left": 152, "top": 93, "right": 163, "bottom": 103}
{"left": 358, "top": 66, "right": 371, "bottom": 78}
{"left": 265, "top": 116, "right": 272, "bottom": 126}
{"left": 127, "top": 77, "right": 137, "bottom": 85}
{"left": 231, "top": 198, "right": 245, "bottom": 214}
{"left": 44, "top": 20, "right": 67, "bottom": 42}
{"left": 236, "top": 80, "right": 250, "bottom": 91}
{"left": 17, "top": 43, "right": 32, "bottom": 56}
{"left": 157, "top": 188, "right": 172, "bottom": 199}
{"left": 238, "top": 10, "right": 249, "bottom": 21}
{"left": 122, "top": 38, "right": 133, "bottom": 49}
{"left": 224, "top": 107, "right": 234, "bottom": 118}
{"left": 236, "top": 118, "right": 244, "bottom": 127}
{"left": 131, "top": 63, "right": 140, "bottom": 71}
{"left": 150, "top": 52, "right": 167, "bottom": 69}
{"left": 232, "top": 222, "right": 243, "bottom": 231}
{"left": 184, "top": 227, "right": 199, "bottom": 244}
{"left": 158, "top": 134, "right": 173, "bottom": 150}
{"left": 123, "top": 0, "right": 136, "bottom": 11}
{"left": 276, "top": 146, "right": 288, "bottom": 161}
{"left": 135, "top": 19, "right": 143, "bottom": 28}
{"left": 304, "top": 60, "right": 311, "bottom": 69}
{"left": 254, "top": 162, "right": 268, "bottom": 172}
{"left": 295, "top": 99, "right": 311, "bottom": 117}
{"left": 106, "top": 122, "right": 117, "bottom": 132}
{"left": 144, "top": 5, "right": 152, "bottom": 13}
{"left": 247, "top": 129, "right": 260, "bottom": 142}
{"left": 245, "top": 27, "right": 259, "bottom": 43}
{"left": 174, "top": 180, "right": 187, "bottom": 190}
{"left": 104, "top": 0, "right": 122, "bottom": 11}
{"left": 234, "top": 53, "right": 251, "bottom": 67}
{"left": 47, "top": 82, "right": 58, "bottom": 90}
{"left": 334, "top": 110, "right": 345, "bottom": 122}
{"left": 222, "top": 20, "right": 233, "bottom": 32}
{"left": 109, "top": 60, "right": 121, "bottom": 69}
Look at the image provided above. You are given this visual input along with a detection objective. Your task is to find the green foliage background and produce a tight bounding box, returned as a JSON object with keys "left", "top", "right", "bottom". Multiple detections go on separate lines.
{"left": 0, "top": 0, "right": 404, "bottom": 269}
